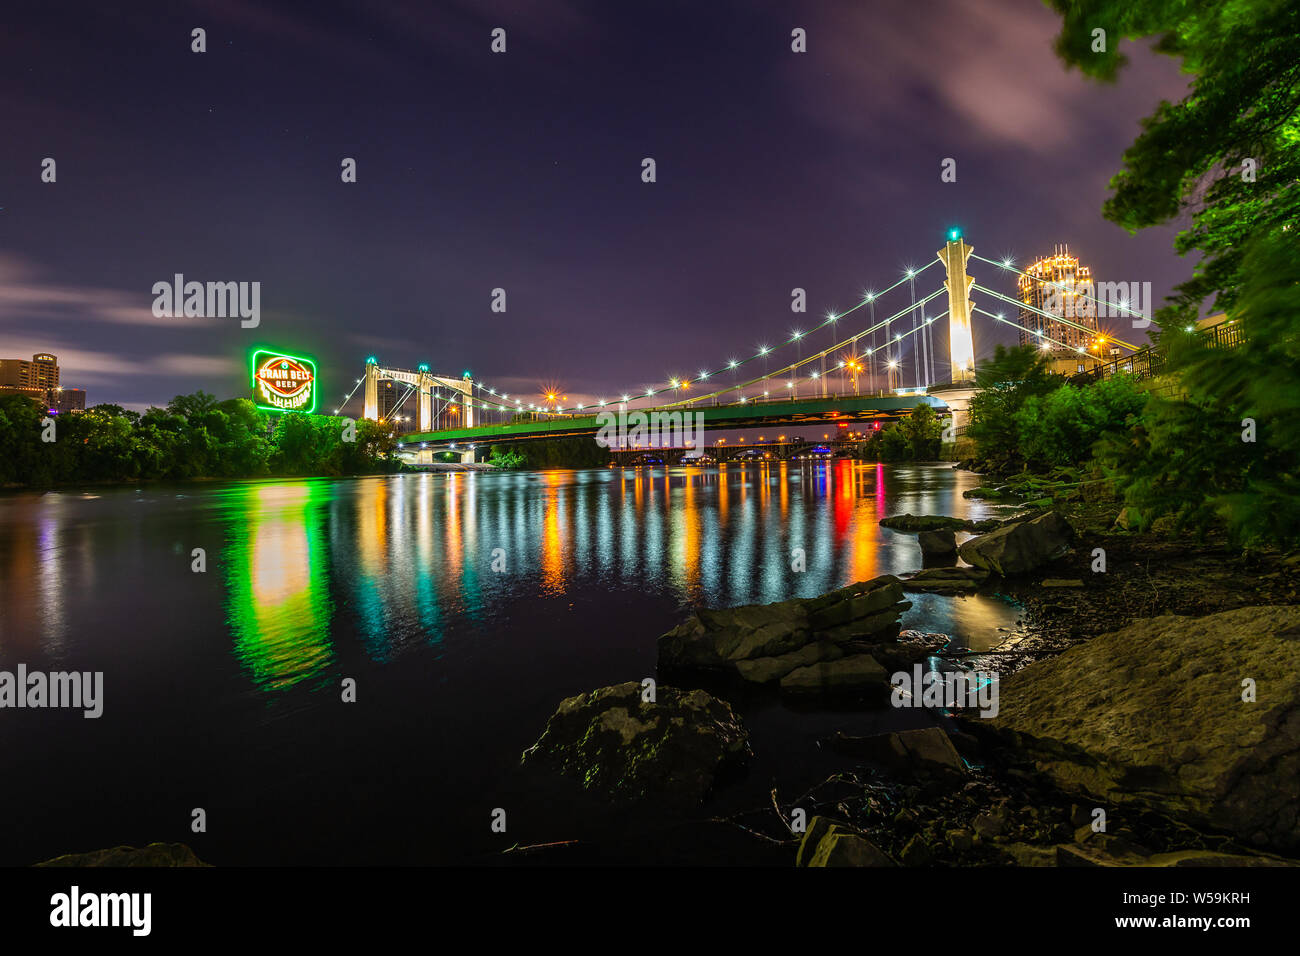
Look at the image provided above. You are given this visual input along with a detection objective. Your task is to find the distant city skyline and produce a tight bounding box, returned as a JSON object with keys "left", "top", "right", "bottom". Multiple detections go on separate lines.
{"left": 1, "top": 1, "right": 1190, "bottom": 411}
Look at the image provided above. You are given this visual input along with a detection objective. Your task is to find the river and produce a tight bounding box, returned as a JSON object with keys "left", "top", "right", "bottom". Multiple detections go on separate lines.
{"left": 0, "top": 461, "right": 1022, "bottom": 864}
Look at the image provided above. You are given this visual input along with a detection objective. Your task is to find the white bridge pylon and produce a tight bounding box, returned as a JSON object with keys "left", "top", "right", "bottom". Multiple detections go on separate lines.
{"left": 362, "top": 360, "right": 475, "bottom": 431}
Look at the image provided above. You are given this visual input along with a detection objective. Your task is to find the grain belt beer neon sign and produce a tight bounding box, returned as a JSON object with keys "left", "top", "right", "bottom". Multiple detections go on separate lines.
{"left": 251, "top": 349, "right": 317, "bottom": 413}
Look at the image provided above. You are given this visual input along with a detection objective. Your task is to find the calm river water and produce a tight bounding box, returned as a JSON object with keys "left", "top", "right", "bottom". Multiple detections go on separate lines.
{"left": 0, "top": 462, "right": 1020, "bottom": 865}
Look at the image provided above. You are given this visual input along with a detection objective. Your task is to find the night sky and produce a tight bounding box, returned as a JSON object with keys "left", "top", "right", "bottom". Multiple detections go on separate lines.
{"left": 1, "top": 0, "right": 1191, "bottom": 411}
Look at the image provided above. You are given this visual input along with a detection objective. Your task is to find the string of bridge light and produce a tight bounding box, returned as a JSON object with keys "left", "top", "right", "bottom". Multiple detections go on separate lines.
{"left": 972, "top": 283, "right": 1142, "bottom": 353}
{"left": 656, "top": 288, "right": 949, "bottom": 407}
{"left": 333, "top": 377, "right": 364, "bottom": 416}
{"left": 448, "top": 284, "right": 944, "bottom": 415}
{"left": 972, "top": 306, "right": 1108, "bottom": 357}
{"left": 974, "top": 253, "right": 1151, "bottom": 322}
{"left": 460, "top": 259, "right": 943, "bottom": 416}
{"left": 972, "top": 254, "right": 1147, "bottom": 350}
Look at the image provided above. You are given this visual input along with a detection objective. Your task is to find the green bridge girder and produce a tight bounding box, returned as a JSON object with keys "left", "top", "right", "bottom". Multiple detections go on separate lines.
{"left": 403, "top": 393, "right": 949, "bottom": 446}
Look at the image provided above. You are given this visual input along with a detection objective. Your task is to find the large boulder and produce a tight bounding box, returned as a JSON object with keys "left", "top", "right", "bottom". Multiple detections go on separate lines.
{"left": 658, "top": 575, "right": 910, "bottom": 688}
{"left": 988, "top": 605, "right": 1300, "bottom": 852}
{"left": 796, "top": 817, "right": 897, "bottom": 867}
{"left": 34, "top": 843, "right": 209, "bottom": 867}
{"left": 918, "top": 529, "right": 957, "bottom": 559}
{"left": 823, "top": 726, "right": 966, "bottom": 775}
{"left": 521, "top": 682, "right": 750, "bottom": 807}
{"left": 957, "top": 511, "right": 1073, "bottom": 576}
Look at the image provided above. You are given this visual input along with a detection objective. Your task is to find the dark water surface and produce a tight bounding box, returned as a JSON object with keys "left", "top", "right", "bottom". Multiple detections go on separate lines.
{"left": 0, "top": 462, "right": 1019, "bottom": 865}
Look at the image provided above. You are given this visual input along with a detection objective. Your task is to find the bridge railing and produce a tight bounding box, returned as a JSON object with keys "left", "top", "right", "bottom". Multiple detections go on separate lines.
{"left": 1070, "top": 317, "right": 1242, "bottom": 386}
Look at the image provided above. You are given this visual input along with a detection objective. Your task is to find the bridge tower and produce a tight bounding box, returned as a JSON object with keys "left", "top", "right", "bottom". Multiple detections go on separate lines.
{"left": 363, "top": 356, "right": 379, "bottom": 421}
{"left": 937, "top": 231, "right": 976, "bottom": 383}
{"left": 362, "top": 361, "right": 474, "bottom": 431}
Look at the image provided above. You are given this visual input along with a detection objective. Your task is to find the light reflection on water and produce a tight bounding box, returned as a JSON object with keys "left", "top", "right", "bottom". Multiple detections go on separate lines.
{"left": 0, "top": 462, "right": 1025, "bottom": 865}
{"left": 0, "top": 463, "right": 1020, "bottom": 690}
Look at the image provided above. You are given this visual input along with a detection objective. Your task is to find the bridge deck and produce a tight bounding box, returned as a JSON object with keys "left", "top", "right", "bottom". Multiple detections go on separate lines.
{"left": 402, "top": 393, "right": 947, "bottom": 445}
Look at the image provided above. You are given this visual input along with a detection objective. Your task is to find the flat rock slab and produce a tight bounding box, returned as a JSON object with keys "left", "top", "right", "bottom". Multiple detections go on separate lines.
{"left": 521, "top": 681, "right": 750, "bottom": 807}
{"left": 989, "top": 605, "right": 1300, "bottom": 852}
{"left": 779, "top": 653, "right": 889, "bottom": 699}
{"left": 901, "top": 566, "right": 990, "bottom": 592}
{"left": 881, "top": 514, "right": 1000, "bottom": 533}
{"left": 659, "top": 574, "right": 910, "bottom": 687}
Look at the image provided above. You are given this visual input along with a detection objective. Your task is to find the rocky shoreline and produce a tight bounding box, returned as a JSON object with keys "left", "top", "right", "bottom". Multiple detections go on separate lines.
{"left": 515, "top": 499, "right": 1300, "bottom": 867}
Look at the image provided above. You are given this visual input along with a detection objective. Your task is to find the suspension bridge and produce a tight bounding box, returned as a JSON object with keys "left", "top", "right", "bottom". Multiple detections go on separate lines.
{"left": 334, "top": 232, "right": 1148, "bottom": 463}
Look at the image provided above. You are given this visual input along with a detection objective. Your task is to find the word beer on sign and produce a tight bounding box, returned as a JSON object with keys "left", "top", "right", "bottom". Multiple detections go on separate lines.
{"left": 251, "top": 349, "right": 317, "bottom": 413}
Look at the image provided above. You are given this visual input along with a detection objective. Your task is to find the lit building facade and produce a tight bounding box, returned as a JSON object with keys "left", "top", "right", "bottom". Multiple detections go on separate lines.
{"left": 1016, "top": 247, "right": 1104, "bottom": 374}
{"left": 376, "top": 380, "right": 415, "bottom": 431}
{"left": 0, "top": 353, "right": 85, "bottom": 413}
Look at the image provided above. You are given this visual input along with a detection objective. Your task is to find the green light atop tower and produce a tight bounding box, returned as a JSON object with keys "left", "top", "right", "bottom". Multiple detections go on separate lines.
{"left": 366, "top": 356, "right": 377, "bottom": 365}
{"left": 947, "top": 227, "right": 962, "bottom": 242}
{"left": 418, "top": 363, "right": 429, "bottom": 372}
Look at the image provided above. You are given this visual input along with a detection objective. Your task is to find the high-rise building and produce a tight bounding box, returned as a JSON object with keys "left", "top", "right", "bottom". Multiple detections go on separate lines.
{"left": 0, "top": 353, "right": 85, "bottom": 413}
{"left": 376, "top": 379, "right": 415, "bottom": 431}
{"left": 1017, "top": 247, "right": 1103, "bottom": 374}
{"left": 54, "top": 388, "right": 86, "bottom": 415}
{"left": 0, "top": 352, "right": 61, "bottom": 390}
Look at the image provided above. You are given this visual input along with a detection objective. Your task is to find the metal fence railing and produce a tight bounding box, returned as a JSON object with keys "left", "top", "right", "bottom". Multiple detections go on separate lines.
{"left": 1071, "top": 318, "right": 1242, "bottom": 385}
